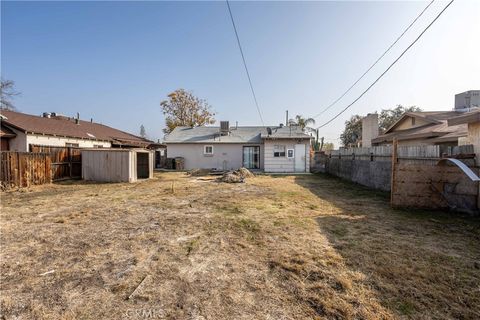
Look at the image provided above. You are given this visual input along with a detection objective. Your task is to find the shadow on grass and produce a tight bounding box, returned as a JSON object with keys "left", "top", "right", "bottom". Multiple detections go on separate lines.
{"left": 293, "top": 173, "right": 480, "bottom": 318}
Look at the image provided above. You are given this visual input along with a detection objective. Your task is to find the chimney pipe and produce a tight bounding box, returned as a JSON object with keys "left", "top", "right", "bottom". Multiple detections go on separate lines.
{"left": 286, "top": 110, "right": 289, "bottom": 127}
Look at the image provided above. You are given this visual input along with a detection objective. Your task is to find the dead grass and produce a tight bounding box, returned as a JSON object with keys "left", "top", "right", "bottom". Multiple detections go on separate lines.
{"left": 0, "top": 172, "right": 479, "bottom": 319}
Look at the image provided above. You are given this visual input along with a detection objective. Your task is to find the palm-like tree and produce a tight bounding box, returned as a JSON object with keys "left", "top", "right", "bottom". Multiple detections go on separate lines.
{"left": 289, "top": 115, "right": 316, "bottom": 133}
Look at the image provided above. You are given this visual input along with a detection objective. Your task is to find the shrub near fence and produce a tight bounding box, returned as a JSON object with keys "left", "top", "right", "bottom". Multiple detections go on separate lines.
{"left": 0, "top": 152, "right": 52, "bottom": 188}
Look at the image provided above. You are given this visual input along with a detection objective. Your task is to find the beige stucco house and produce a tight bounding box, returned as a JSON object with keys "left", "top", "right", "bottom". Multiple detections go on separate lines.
{"left": 447, "top": 110, "right": 480, "bottom": 163}
{"left": 369, "top": 111, "right": 468, "bottom": 147}
{"left": 165, "top": 121, "right": 312, "bottom": 173}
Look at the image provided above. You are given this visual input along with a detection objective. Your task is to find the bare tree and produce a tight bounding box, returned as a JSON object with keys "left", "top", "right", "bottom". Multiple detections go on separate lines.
{"left": 0, "top": 79, "right": 20, "bottom": 111}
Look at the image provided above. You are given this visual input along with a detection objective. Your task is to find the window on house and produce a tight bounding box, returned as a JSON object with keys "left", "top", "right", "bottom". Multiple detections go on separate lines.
{"left": 274, "top": 145, "right": 286, "bottom": 157}
{"left": 65, "top": 143, "right": 79, "bottom": 147}
{"left": 204, "top": 145, "right": 213, "bottom": 155}
{"left": 411, "top": 117, "right": 416, "bottom": 126}
{"left": 93, "top": 145, "right": 103, "bottom": 148}
{"left": 287, "top": 149, "right": 294, "bottom": 158}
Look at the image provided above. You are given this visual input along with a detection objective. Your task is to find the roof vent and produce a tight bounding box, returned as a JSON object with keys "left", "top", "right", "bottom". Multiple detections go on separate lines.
{"left": 220, "top": 121, "right": 230, "bottom": 136}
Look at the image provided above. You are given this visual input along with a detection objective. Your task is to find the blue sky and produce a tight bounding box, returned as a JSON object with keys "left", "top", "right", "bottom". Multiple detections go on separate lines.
{"left": 2, "top": 1, "right": 479, "bottom": 145}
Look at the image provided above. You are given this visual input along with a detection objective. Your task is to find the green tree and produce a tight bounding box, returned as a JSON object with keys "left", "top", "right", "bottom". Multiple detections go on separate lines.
{"left": 160, "top": 89, "right": 216, "bottom": 134}
{"left": 340, "top": 115, "right": 362, "bottom": 147}
{"left": 0, "top": 79, "right": 20, "bottom": 111}
{"left": 289, "top": 115, "right": 316, "bottom": 132}
{"left": 323, "top": 142, "right": 335, "bottom": 151}
{"left": 340, "top": 105, "right": 423, "bottom": 147}
{"left": 379, "top": 105, "right": 422, "bottom": 132}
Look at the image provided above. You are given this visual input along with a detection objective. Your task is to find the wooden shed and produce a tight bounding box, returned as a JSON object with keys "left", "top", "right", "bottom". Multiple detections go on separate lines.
{"left": 81, "top": 149, "right": 154, "bottom": 182}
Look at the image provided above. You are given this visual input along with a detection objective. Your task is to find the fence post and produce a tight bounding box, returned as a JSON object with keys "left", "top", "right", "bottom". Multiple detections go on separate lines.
{"left": 45, "top": 154, "right": 52, "bottom": 183}
{"left": 390, "top": 138, "right": 398, "bottom": 206}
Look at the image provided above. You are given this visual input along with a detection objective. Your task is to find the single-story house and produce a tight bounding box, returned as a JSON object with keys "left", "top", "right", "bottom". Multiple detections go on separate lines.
{"left": 368, "top": 111, "right": 468, "bottom": 146}
{"left": 0, "top": 110, "right": 159, "bottom": 151}
{"left": 165, "top": 121, "right": 312, "bottom": 173}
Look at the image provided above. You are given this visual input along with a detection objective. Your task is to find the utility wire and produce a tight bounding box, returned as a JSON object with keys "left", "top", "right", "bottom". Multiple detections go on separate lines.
{"left": 316, "top": 0, "right": 454, "bottom": 129}
{"left": 312, "top": 0, "right": 435, "bottom": 120}
{"left": 226, "top": 0, "right": 265, "bottom": 127}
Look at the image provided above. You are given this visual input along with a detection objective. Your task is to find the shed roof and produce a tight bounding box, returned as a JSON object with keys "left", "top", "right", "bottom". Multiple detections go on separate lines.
{"left": 164, "top": 125, "right": 311, "bottom": 144}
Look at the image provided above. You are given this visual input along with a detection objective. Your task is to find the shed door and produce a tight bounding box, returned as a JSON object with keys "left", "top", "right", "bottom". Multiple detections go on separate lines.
{"left": 137, "top": 152, "right": 150, "bottom": 179}
{"left": 294, "top": 144, "right": 306, "bottom": 172}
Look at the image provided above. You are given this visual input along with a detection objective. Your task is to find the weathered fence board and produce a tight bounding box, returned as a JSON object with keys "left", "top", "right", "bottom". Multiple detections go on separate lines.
{"left": 0, "top": 152, "right": 51, "bottom": 188}
{"left": 30, "top": 145, "right": 81, "bottom": 180}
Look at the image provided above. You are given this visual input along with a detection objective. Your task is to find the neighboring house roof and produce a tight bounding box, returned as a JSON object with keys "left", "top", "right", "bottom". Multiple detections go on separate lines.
{"left": 373, "top": 111, "right": 467, "bottom": 144}
{"left": 0, "top": 110, "right": 154, "bottom": 147}
{"left": 165, "top": 125, "right": 311, "bottom": 144}
{"left": 447, "top": 110, "right": 480, "bottom": 126}
{"left": 0, "top": 123, "right": 17, "bottom": 138}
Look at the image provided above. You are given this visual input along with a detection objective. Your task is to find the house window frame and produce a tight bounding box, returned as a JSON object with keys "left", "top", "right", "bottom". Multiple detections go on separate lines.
{"left": 287, "top": 149, "right": 295, "bottom": 158}
{"left": 204, "top": 145, "right": 214, "bottom": 156}
{"left": 273, "top": 145, "right": 286, "bottom": 157}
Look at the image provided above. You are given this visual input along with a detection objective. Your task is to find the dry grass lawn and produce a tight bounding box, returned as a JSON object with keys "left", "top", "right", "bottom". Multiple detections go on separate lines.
{"left": 1, "top": 172, "right": 479, "bottom": 319}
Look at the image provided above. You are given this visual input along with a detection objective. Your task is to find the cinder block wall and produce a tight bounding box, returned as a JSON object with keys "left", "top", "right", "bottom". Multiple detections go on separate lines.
{"left": 311, "top": 152, "right": 391, "bottom": 192}
{"left": 391, "top": 160, "right": 478, "bottom": 212}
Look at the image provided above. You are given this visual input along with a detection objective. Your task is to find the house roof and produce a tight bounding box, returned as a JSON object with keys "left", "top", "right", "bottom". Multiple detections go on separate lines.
{"left": 0, "top": 110, "right": 154, "bottom": 147}
{"left": 447, "top": 110, "right": 480, "bottom": 126}
{"left": 0, "top": 123, "right": 16, "bottom": 138}
{"left": 165, "top": 125, "right": 312, "bottom": 144}
{"left": 373, "top": 111, "right": 467, "bottom": 144}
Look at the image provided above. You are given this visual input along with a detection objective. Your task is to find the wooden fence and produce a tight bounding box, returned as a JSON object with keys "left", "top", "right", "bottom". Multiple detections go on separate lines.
{"left": 30, "top": 145, "right": 82, "bottom": 180}
{"left": 0, "top": 152, "right": 52, "bottom": 188}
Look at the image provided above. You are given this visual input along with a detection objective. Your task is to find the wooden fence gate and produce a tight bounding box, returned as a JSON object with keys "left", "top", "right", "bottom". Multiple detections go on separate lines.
{"left": 0, "top": 152, "right": 52, "bottom": 188}
{"left": 30, "top": 145, "right": 82, "bottom": 181}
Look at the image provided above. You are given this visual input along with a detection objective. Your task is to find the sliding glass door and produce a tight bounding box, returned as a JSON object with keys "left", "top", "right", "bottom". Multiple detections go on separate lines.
{"left": 243, "top": 146, "right": 260, "bottom": 169}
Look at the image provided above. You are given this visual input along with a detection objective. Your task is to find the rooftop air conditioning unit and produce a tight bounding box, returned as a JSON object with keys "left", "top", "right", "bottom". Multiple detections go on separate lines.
{"left": 220, "top": 121, "right": 230, "bottom": 136}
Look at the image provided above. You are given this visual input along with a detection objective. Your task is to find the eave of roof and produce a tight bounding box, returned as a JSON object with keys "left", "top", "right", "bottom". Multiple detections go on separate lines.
{"left": 447, "top": 110, "right": 480, "bottom": 126}
{"left": 384, "top": 112, "right": 441, "bottom": 134}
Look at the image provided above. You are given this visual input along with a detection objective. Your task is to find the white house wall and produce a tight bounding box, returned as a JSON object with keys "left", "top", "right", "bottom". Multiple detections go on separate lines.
{"left": 7, "top": 127, "right": 27, "bottom": 151}
{"left": 264, "top": 140, "right": 310, "bottom": 173}
{"left": 26, "top": 134, "right": 111, "bottom": 150}
{"left": 167, "top": 143, "right": 264, "bottom": 171}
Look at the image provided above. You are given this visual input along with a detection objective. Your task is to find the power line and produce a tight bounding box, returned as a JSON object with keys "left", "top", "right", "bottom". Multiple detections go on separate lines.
{"left": 316, "top": 0, "right": 454, "bottom": 129}
{"left": 226, "top": 0, "right": 265, "bottom": 127}
{"left": 312, "top": 0, "right": 435, "bottom": 120}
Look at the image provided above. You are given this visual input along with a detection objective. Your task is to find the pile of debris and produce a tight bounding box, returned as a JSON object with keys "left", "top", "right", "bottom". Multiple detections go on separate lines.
{"left": 218, "top": 167, "right": 255, "bottom": 183}
{"left": 187, "top": 168, "right": 212, "bottom": 177}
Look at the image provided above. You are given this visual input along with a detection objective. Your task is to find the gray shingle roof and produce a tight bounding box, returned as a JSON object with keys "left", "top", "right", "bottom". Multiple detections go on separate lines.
{"left": 165, "top": 125, "right": 312, "bottom": 143}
